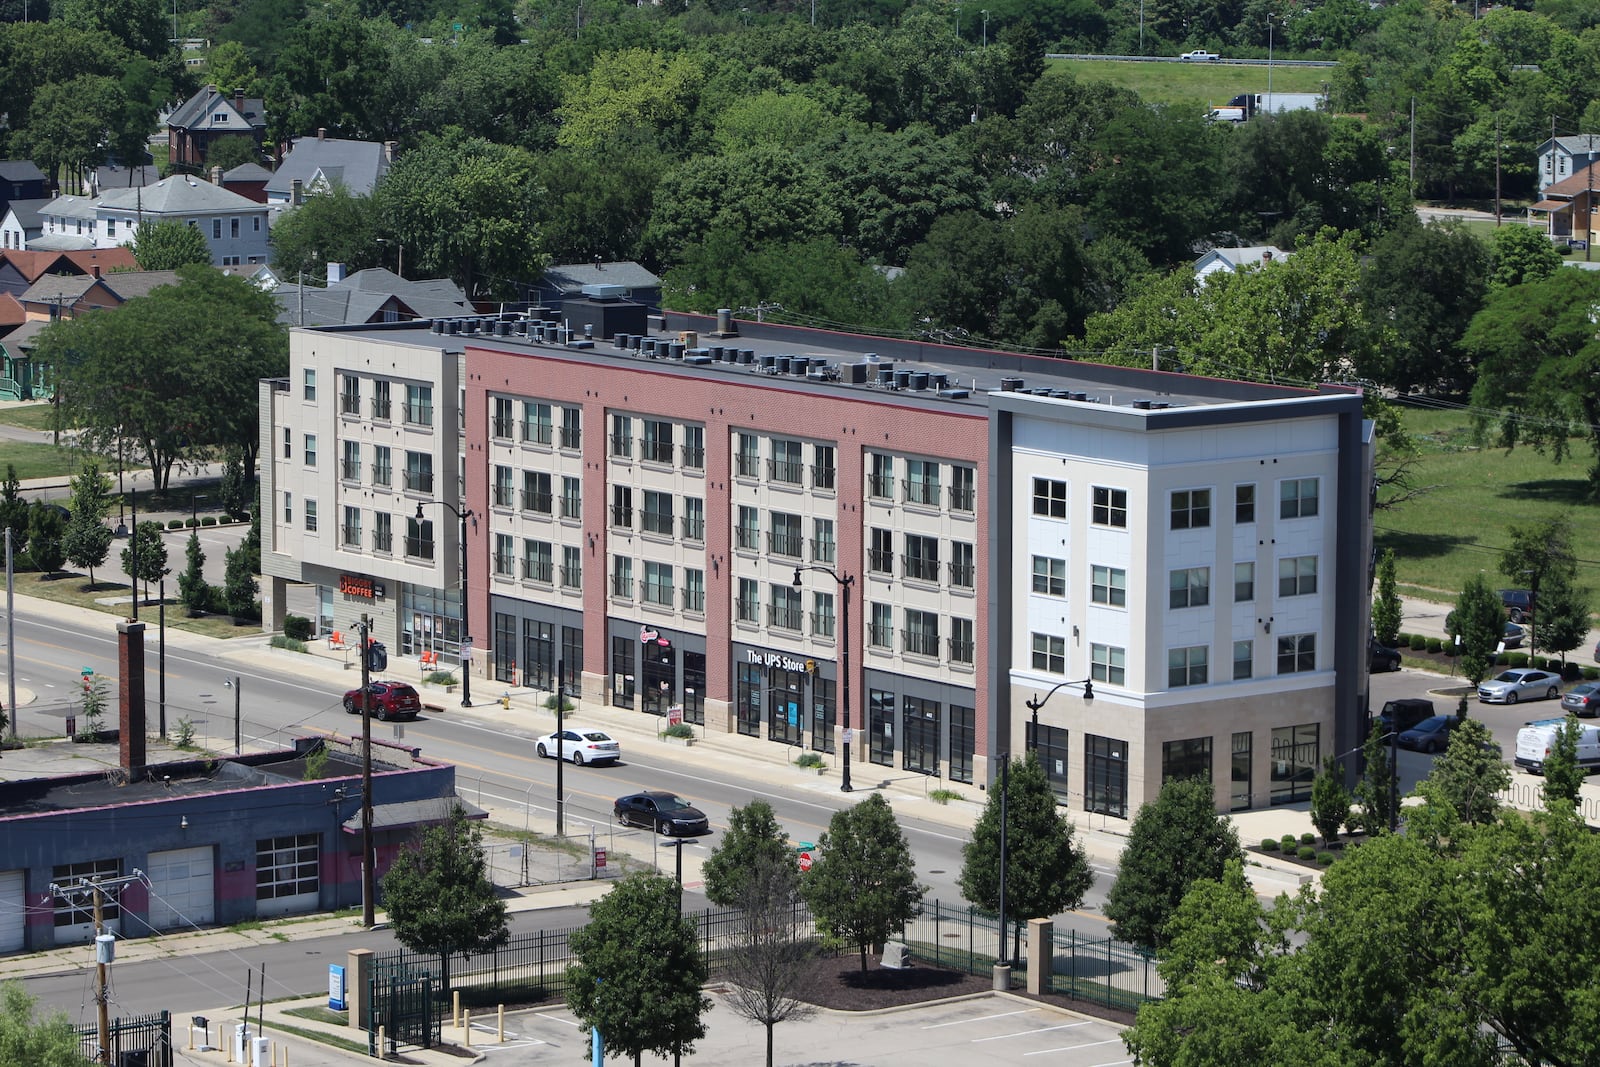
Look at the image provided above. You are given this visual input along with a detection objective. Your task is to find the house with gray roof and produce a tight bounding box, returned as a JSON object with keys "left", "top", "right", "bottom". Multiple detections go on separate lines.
{"left": 1193, "top": 245, "right": 1290, "bottom": 282}
{"left": 1536, "top": 134, "right": 1600, "bottom": 194}
{"left": 272, "top": 264, "right": 472, "bottom": 327}
{"left": 0, "top": 161, "right": 49, "bottom": 220}
{"left": 265, "top": 131, "right": 394, "bottom": 204}
{"left": 0, "top": 199, "right": 49, "bottom": 252}
{"left": 534, "top": 260, "right": 662, "bottom": 308}
{"left": 35, "top": 176, "right": 271, "bottom": 266}
{"left": 165, "top": 85, "right": 268, "bottom": 170}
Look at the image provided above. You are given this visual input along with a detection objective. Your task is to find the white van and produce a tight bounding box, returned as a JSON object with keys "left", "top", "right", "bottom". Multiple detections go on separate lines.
{"left": 1514, "top": 718, "right": 1600, "bottom": 775}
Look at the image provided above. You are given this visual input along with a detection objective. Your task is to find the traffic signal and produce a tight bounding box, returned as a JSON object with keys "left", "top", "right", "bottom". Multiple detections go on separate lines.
{"left": 366, "top": 641, "right": 388, "bottom": 672}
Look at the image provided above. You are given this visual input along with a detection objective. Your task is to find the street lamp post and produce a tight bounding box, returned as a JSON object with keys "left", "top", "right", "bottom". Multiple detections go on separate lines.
{"left": 1022, "top": 677, "right": 1094, "bottom": 754}
{"left": 417, "top": 500, "right": 476, "bottom": 707}
{"left": 793, "top": 565, "right": 855, "bottom": 792}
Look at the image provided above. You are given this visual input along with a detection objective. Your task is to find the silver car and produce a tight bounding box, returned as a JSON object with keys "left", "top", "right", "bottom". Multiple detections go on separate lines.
{"left": 1478, "top": 668, "right": 1560, "bottom": 705}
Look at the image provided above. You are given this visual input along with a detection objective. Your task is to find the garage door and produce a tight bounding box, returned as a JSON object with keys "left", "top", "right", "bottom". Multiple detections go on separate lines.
{"left": 146, "top": 847, "right": 214, "bottom": 931}
{"left": 0, "top": 871, "right": 23, "bottom": 953}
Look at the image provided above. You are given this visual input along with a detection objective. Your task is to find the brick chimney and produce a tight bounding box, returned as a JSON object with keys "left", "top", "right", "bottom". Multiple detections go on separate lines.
{"left": 384, "top": 141, "right": 398, "bottom": 163}
{"left": 234, "top": 88, "right": 245, "bottom": 113}
{"left": 118, "top": 620, "right": 147, "bottom": 780}
{"left": 317, "top": 127, "right": 327, "bottom": 142}
{"left": 211, "top": 165, "right": 223, "bottom": 185}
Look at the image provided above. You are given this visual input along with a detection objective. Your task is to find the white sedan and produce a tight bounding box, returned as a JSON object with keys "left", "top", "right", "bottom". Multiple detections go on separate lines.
{"left": 535, "top": 729, "right": 621, "bottom": 765}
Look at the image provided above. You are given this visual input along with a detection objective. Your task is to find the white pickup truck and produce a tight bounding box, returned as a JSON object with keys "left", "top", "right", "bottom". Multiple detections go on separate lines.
{"left": 1179, "top": 49, "right": 1221, "bottom": 62}
{"left": 1514, "top": 717, "right": 1600, "bottom": 775}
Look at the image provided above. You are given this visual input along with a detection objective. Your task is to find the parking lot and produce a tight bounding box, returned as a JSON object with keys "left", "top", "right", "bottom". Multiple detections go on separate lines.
{"left": 457, "top": 992, "right": 1129, "bottom": 1066}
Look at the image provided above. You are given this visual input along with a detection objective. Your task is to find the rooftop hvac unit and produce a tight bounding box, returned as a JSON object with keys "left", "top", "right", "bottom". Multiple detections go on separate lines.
{"left": 760, "top": 354, "right": 777, "bottom": 371}
{"left": 843, "top": 363, "right": 868, "bottom": 385}
{"left": 570, "top": 340, "right": 594, "bottom": 349}
{"left": 894, "top": 370, "right": 911, "bottom": 389}
{"left": 864, "top": 352, "right": 880, "bottom": 362}
{"left": 937, "top": 388, "right": 971, "bottom": 399}
{"left": 738, "top": 349, "right": 755, "bottom": 364}
{"left": 668, "top": 342, "right": 685, "bottom": 359}
{"left": 876, "top": 366, "right": 895, "bottom": 385}
{"left": 445, "top": 320, "right": 460, "bottom": 335}
{"left": 1151, "top": 401, "right": 1171, "bottom": 409}
{"left": 629, "top": 335, "right": 642, "bottom": 351}
{"left": 1070, "top": 391, "right": 1088, "bottom": 402}
{"left": 775, "top": 355, "right": 791, "bottom": 374}
{"left": 1132, "top": 399, "right": 1152, "bottom": 409}
{"left": 999, "top": 377, "right": 1023, "bottom": 391}
{"left": 929, "top": 373, "right": 948, "bottom": 389}
{"left": 495, "top": 321, "right": 509, "bottom": 337}
{"left": 685, "top": 355, "right": 712, "bottom": 365}
{"left": 582, "top": 283, "right": 627, "bottom": 300}
{"left": 615, "top": 333, "right": 630, "bottom": 349}
{"left": 790, "top": 357, "right": 809, "bottom": 375}
{"left": 709, "top": 345, "right": 724, "bottom": 360}
{"left": 429, "top": 320, "right": 443, "bottom": 334}
{"left": 909, "top": 372, "right": 929, "bottom": 390}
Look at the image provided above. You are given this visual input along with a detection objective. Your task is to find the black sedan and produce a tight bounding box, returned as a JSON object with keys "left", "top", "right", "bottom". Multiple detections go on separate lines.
{"left": 614, "top": 791, "right": 710, "bottom": 836}
{"left": 1398, "top": 714, "right": 1458, "bottom": 754}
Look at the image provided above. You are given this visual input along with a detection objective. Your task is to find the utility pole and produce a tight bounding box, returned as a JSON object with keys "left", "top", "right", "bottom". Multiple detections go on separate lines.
{"left": 158, "top": 578, "right": 166, "bottom": 738}
{"left": 50, "top": 872, "right": 144, "bottom": 1066}
{"left": 355, "top": 614, "right": 376, "bottom": 927}
{"left": 6, "top": 526, "right": 14, "bottom": 745}
{"left": 1495, "top": 112, "right": 1502, "bottom": 224}
{"left": 555, "top": 657, "right": 566, "bottom": 837}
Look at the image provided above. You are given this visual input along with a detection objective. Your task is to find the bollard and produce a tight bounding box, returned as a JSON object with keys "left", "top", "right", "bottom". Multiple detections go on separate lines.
{"left": 497, "top": 1004, "right": 505, "bottom": 1043}
{"left": 377, "top": 1025, "right": 385, "bottom": 1058}
{"left": 453, "top": 990, "right": 461, "bottom": 1028}
{"left": 463, "top": 1009, "right": 472, "bottom": 1048}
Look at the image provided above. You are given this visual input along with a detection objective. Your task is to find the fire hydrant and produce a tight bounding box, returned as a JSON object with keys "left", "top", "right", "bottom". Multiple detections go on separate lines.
{"left": 500, "top": 691, "right": 511, "bottom": 709}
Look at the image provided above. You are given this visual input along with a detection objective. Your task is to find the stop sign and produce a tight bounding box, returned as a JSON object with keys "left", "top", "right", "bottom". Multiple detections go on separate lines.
{"left": 798, "top": 851, "right": 813, "bottom": 872}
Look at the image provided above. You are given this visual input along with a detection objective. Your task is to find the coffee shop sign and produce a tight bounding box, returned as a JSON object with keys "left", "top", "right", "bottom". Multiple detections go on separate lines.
{"left": 747, "top": 650, "right": 809, "bottom": 673}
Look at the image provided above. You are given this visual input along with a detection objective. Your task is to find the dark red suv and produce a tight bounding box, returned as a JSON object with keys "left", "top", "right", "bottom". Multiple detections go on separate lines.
{"left": 343, "top": 681, "right": 422, "bottom": 721}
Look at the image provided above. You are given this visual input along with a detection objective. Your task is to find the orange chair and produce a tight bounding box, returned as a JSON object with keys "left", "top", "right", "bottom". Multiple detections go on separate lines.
{"left": 329, "top": 630, "right": 347, "bottom": 650}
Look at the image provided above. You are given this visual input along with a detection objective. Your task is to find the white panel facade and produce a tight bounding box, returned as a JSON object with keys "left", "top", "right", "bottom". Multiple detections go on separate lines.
{"left": 146, "top": 846, "right": 215, "bottom": 930}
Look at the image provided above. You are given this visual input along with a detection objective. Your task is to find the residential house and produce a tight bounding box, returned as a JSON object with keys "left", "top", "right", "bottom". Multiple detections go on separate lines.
{"left": 1194, "top": 246, "right": 1290, "bottom": 282}
{"left": 271, "top": 264, "right": 473, "bottom": 327}
{"left": 83, "top": 156, "right": 158, "bottom": 197}
{"left": 165, "top": 85, "right": 269, "bottom": 170}
{"left": 534, "top": 261, "right": 663, "bottom": 309}
{"left": 16, "top": 268, "right": 179, "bottom": 322}
{"left": 1536, "top": 134, "right": 1600, "bottom": 194}
{"left": 0, "top": 199, "right": 49, "bottom": 251}
{"left": 0, "top": 248, "right": 139, "bottom": 300}
{"left": 221, "top": 162, "right": 275, "bottom": 203}
{"left": 1528, "top": 160, "right": 1600, "bottom": 246}
{"left": 0, "top": 161, "right": 49, "bottom": 222}
{"left": 265, "top": 131, "right": 394, "bottom": 205}
{"left": 34, "top": 176, "right": 271, "bottom": 266}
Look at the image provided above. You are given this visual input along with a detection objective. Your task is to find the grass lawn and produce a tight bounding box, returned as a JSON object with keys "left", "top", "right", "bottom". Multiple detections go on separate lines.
{"left": 0, "top": 440, "right": 100, "bottom": 481}
{"left": 19, "top": 571, "right": 256, "bottom": 638}
{"left": 1378, "top": 404, "right": 1600, "bottom": 605}
{"left": 0, "top": 403, "right": 68, "bottom": 432}
{"left": 1053, "top": 59, "right": 1333, "bottom": 108}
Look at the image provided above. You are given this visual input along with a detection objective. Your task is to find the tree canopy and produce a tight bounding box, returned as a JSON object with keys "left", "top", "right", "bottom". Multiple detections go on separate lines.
{"left": 800, "top": 793, "right": 924, "bottom": 972}
{"left": 128, "top": 220, "right": 212, "bottom": 272}
{"left": 701, "top": 798, "right": 793, "bottom": 909}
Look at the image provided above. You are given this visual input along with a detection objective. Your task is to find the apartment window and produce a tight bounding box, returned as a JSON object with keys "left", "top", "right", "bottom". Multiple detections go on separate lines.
{"left": 642, "top": 490, "right": 674, "bottom": 535}
{"left": 903, "top": 609, "right": 939, "bottom": 657}
{"left": 231, "top": 216, "right": 240, "bottom": 238}
{"left": 493, "top": 465, "right": 514, "bottom": 508}
{"left": 561, "top": 476, "right": 581, "bottom": 519}
{"left": 683, "top": 568, "right": 705, "bottom": 613}
{"left": 373, "top": 512, "right": 392, "bottom": 553}
{"left": 643, "top": 561, "right": 674, "bottom": 606}
{"left": 282, "top": 427, "right": 290, "bottom": 459}
{"left": 405, "top": 516, "right": 434, "bottom": 560}
{"left": 736, "top": 578, "right": 759, "bottom": 622}
{"left": 1169, "top": 567, "right": 1210, "bottom": 609}
{"left": 1032, "top": 555, "right": 1066, "bottom": 597}
{"left": 812, "top": 445, "right": 836, "bottom": 490}
{"left": 1091, "top": 565, "right": 1126, "bottom": 607}
{"left": 610, "top": 485, "right": 633, "bottom": 529}
{"left": 303, "top": 433, "right": 317, "bottom": 467}
{"left": 1171, "top": 488, "right": 1211, "bottom": 530}
{"left": 950, "top": 465, "right": 975, "bottom": 512}
{"left": 1271, "top": 724, "right": 1319, "bottom": 805}
{"left": 611, "top": 556, "right": 633, "bottom": 598}
{"left": 560, "top": 406, "right": 581, "bottom": 449}
{"left": 770, "top": 438, "right": 802, "bottom": 484}
{"left": 1278, "top": 555, "right": 1318, "bottom": 597}
{"left": 1235, "top": 484, "right": 1256, "bottom": 524}
{"left": 1032, "top": 477, "right": 1066, "bottom": 518}
{"left": 903, "top": 534, "right": 939, "bottom": 581}
{"left": 1163, "top": 737, "right": 1213, "bottom": 785}
{"left": 255, "top": 835, "right": 318, "bottom": 902}
{"left": 868, "top": 602, "right": 893, "bottom": 648}
{"left": 523, "top": 539, "right": 553, "bottom": 583}
{"left": 106, "top": 218, "right": 116, "bottom": 238}
{"left": 1031, "top": 632, "right": 1065, "bottom": 674}
{"left": 1091, "top": 643, "right": 1126, "bottom": 686}
{"left": 767, "top": 511, "right": 802, "bottom": 558}
{"left": 682, "top": 425, "right": 705, "bottom": 469}
{"left": 868, "top": 528, "right": 893, "bottom": 574}
{"left": 492, "top": 396, "right": 514, "bottom": 440}
{"left": 340, "top": 375, "right": 360, "bottom": 415}
{"left": 1276, "top": 634, "right": 1316, "bottom": 674}
{"left": 493, "top": 533, "right": 514, "bottom": 576}
{"left": 1085, "top": 734, "right": 1128, "bottom": 819}
{"left": 683, "top": 497, "right": 705, "bottom": 542}
{"left": 610, "top": 415, "right": 633, "bottom": 459}
{"left": 951, "top": 705, "right": 976, "bottom": 784}
{"left": 373, "top": 380, "right": 391, "bottom": 421}
{"left": 736, "top": 506, "right": 760, "bottom": 550}
{"left": 522, "top": 471, "right": 552, "bottom": 514}
{"left": 304, "top": 499, "right": 317, "bottom": 532}
{"left": 812, "top": 591, "right": 835, "bottom": 637}
{"left": 1233, "top": 639, "right": 1253, "bottom": 680}
{"left": 735, "top": 433, "right": 759, "bottom": 477}
{"left": 643, "top": 419, "right": 674, "bottom": 464}
{"left": 1234, "top": 562, "right": 1254, "bottom": 602}
{"left": 303, "top": 368, "right": 317, "bottom": 401}
{"left": 1280, "top": 478, "right": 1319, "bottom": 519}
{"left": 341, "top": 506, "right": 361, "bottom": 547}
{"left": 949, "top": 617, "right": 975, "bottom": 664}
{"left": 768, "top": 583, "right": 802, "bottom": 630}
{"left": 949, "top": 540, "right": 974, "bottom": 588}
{"left": 522, "top": 401, "right": 553, "bottom": 445}
{"left": 212, "top": 218, "right": 222, "bottom": 239}
{"left": 811, "top": 518, "right": 835, "bottom": 563}
{"left": 868, "top": 453, "right": 894, "bottom": 498}
{"left": 904, "top": 459, "right": 940, "bottom": 505}
{"left": 1092, "top": 486, "right": 1127, "bottom": 527}
{"left": 401, "top": 453, "right": 432, "bottom": 495}
{"left": 341, "top": 440, "right": 361, "bottom": 482}
{"left": 1168, "top": 645, "right": 1209, "bottom": 687}
{"left": 561, "top": 545, "right": 581, "bottom": 589}
{"left": 404, "top": 383, "right": 433, "bottom": 426}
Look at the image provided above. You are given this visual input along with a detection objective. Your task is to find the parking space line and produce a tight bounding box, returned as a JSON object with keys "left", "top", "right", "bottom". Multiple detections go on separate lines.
{"left": 534, "top": 1011, "right": 582, "bottom": 1027}
{"left": 1024, "top": 1037, "right": 1125, "bottom": 1056}
{"left": 920, "top": 1008, "right": 1040, "bottom": 1030}
{"left": 1084, "top": 1059, "right": 1132, "bottom": 1066}
{"left": 973, "top": 1022, "right": 1093, "bottom": 1042}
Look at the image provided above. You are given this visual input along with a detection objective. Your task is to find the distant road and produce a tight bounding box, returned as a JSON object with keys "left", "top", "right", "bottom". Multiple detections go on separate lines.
{"left": 1049, "top": 52, "right": 1337, "bottom": 68}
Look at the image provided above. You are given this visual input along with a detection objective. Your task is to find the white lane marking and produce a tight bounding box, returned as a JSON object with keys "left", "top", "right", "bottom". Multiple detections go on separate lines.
{"left": 973, "top": 1022, "right": 1093, "bottom": 1042}
{"left": 534, "top": 1012, "right": 581, "bottom": 1027}
{"left": 1024, "top": 1039, "right": 1126, "bottom": 1056}
{"left": 920, "top": 1008, "right": 1040, "bottom": 1029}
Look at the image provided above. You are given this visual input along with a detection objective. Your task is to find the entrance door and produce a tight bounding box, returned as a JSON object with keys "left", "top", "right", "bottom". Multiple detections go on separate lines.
{"left": 868, "top": 689, "right": 895, "bottom": 766}
{"left": 902, "top": 697, "right": 940, "bottom": 776}
{"left": 147, "top": 846, "right": 215, "bottom": 930}
{"left": 0, "top": 871, "right": 23, "bottom": 952}
{"left": 767, "top": 668, "right": 803, "bottom": 746}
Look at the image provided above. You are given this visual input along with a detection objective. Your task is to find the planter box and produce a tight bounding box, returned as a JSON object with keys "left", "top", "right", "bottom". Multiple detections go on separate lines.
{"left": 660, "top": 736, "right": 696, "bottom": 747}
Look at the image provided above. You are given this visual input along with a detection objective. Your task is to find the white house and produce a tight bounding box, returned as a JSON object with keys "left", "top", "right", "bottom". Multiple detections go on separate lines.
{"left": 34, "top": 177, "right": 271, "bottom": 266}
{"left": 1194, "top": 246, "right": 1290, "bottom": 282}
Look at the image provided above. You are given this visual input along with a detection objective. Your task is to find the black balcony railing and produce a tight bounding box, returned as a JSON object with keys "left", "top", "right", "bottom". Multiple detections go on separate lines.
{"left": 404, "top": 536, "right": 435, "bottom": 560}
{"left": 522, "top": 490, "right": 552, "bottom": 513}
{"left": 904, "top": 630, "right": 940, "bottom": 657}
{"left": 867, "top": 473, "right": 893, "bottom": 499}
{"left": 904, "top": 479, "right": 941, "bottom": 506}
{"left": 522, "top": 422, "right": 553, "bottom": 445}
{"left": 810, "top": 611, "right": 836, "bottom": 638}
{"left": 768, "top": 604, "right": 802, "bottom": 631}
{"left": 903, "top": 555, "right": 940, "bottom": 582}
{"left": 768, "top": 531, "right": 803, "bottom": 558}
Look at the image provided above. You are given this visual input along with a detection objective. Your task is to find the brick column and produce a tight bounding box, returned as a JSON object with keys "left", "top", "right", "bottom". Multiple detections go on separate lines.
{"left": 117, "top": 620, "right": 146, "bottom": 779}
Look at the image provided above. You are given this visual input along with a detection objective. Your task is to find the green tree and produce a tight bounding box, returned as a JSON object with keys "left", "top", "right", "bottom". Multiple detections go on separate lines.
{"left": 120, "top": 519, "right": 167, "bottom": 601}
{"left": 380, "top": 804, "right": 509, "bottom": 996}
{"left": 959, "top": 751, "right": 1092, "bottom": 963}
{"left": 0, "top": 979, "right": 90, "bottom": 1065}
{"left": 223, "top": 540, "right": 259, "bottom": 620}
{"left": 1309, "top": 758, "right": 1351, "bottom": 845}
{"left": 800, "top": 793, "right": 924, "bottom": 973}
{"left": 1414, "top": 718, "right": 1508, "bottom": 827}
{"left": 1104, "top": 778, "right": 1243, "bottom": 951}
{"left": 1353, "top": 726, "right": 1397, "bottom": 835}
{"left": 1488, "top": 222, "right": 1562, "bottom": 289}
{"left": 554, "top": 48, "right": 705, "bottom": 154}
{"left": 218, "top": 450, "right": 252, "bottom": 521}
{"left": 1371, "top": 548, "right": 1402, "bottom": 647}
{"left": 53, "top": 0, "right": 168, "bottom": 60}
{"left": 1454, "top": 574, "right": 1507, "bottom": 685}
{"left": 1541, "top": 714, "right": 1584, "bottom": 812}
{"left": 267, "top": 183, "right": 382, "bottom": 281}
{"left": 25, "top": 501, "right": 66, "bottom": 578}
{"left": 567, "top": 872, "right": 710, "bottom": 1067}
{"left": 1533, "top": 572, "right": 1591, "bottom": 665}
{"left": 203, "top": 134, "right": 261, "bottom": 173}
{"left": 720, "top": 849, "right": 816, "bottom": 1067}
{"left": 1499, "top": 514, "right": 1576, "bottom": 611}
{"left": 62, "top": 461, "right": 113, "bottom": 586}
{"left": 177, "top": 530, "right": 208, "bottom": 616}
{"left": 702, "top": 798, "right": 792, "bottom": 909}
{"left": 17, "top": 74, "right": 122, "bottom": 194}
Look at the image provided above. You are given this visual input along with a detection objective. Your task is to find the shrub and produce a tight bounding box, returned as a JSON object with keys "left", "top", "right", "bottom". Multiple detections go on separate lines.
{"left": 283, "top": 614, "right": 313, "bottom": 641}
{"left": 544, "top": 694, "right": 574, "bottom": 711}
{"left": 1317, "top": 852, "right": 1335, "bottom": 866}
{"left": 1425, "top": 637, "right": 1442, "bottom": 653}
{"left": 1508, "top": 652, "right": 1529, "bottom": 668}
{"left": 185, "top": 517, "right": 199, "bottom": 527}
{"left": 1297, "top": 846, "right": 1317, "bottom": 861}
{"left": 663, "top": 723, "right": 695, "bottom": 739}
{"left": 1280, "top": 834, "right": 1298, "bottom": 852}
{"left": 167, "top": 518, "right": 185, "bottom": 530}
{"left": 425, "top": 671, "right": 458, "bottom": 686}
{"left": 796, "top": 752, "right": 825, "bottom": 769}
{"left": 200, "top": 515, "right": 217, "bottom": 527}
{"left": 929, "top": 788, "right": 963, "bottom": 805}
{"left": 1261, "top": 838, "right": 1280, "bottom": 852}
{"left": 174, "top": 717, "right": 196, "bottom": 747}
{"left": 269, "top": 634, "right": 307, "bottom": 653}
{"left": 1300, "top": 832, "right": 1316, "bottom": 846}
{"left": 1584, "top": 667, "right": 1599, "bottom": 681}
{"left": 1409, "top": 633, "right": 1427, "bottom": 650}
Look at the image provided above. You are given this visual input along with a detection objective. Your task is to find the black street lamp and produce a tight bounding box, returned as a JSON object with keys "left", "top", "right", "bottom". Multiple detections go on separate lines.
{"left": 1022, "top": 678, "right": 1094, "bottom": 753}
{"left": 793, "top": 565, "right": 855, "bottom": 792}
{"left": 417, "top": 499, "right": 476, "bottom": 707}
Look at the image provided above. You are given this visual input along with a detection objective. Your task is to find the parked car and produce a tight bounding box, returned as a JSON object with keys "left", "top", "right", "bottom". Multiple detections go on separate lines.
{"left": 1501, "top": 622, "right": 1526, "bottom": 649}
{"left": 536, "top": 728, "right": 620, "bottom": 766}
{"left": 1398, "top": 715, "right": 1459, "bottom": 754}
{"left": 342, "top": 680, "right": 422, "bottom": 721}
{"left": 1498, "top": 588, "right": 1535, "bottom": 622}
{"left": 1179, "top": 49, "right": 1221, "bottom": 61}
{"left": 1369, "top": 638, "right": 1402, "bottom": 672}
{"left": 1374, "top": 698, "right": 1435, "bottom": 738}
{"left": 1515, "top": 717, "right": 1600, "bottom": 775}
{"left": 1477, "top": 667, "right": 1561, "bottom": 704}
{"left": 1561, "top": 682, "right": 1600, "bottom": 718}
{"left": 614, "top": 791, "right": 710, "bottom": 836}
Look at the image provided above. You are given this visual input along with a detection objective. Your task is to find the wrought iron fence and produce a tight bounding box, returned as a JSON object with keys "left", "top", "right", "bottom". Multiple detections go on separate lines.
{"left": 76, "top": 1009, "right": 172, "bottom": 1067}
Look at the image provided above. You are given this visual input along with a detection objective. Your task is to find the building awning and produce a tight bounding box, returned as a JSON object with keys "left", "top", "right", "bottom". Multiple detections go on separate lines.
{"left": 1529, "top": 199, "right": 1572, "bottom": 212}
{"left": 341, "top": 797, "right": 486, "bottom": 833}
